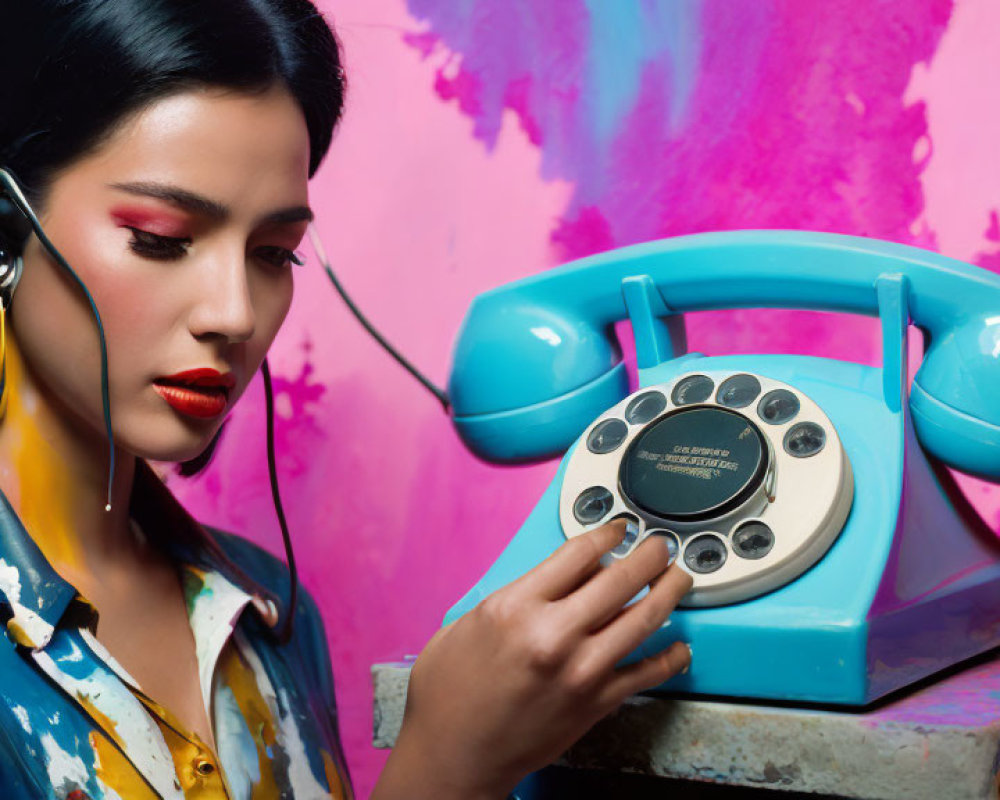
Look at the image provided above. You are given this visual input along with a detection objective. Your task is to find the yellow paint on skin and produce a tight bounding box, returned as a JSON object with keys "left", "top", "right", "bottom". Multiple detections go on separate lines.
{"left": 1, "top": 335, "right": 86, "bottom": 568}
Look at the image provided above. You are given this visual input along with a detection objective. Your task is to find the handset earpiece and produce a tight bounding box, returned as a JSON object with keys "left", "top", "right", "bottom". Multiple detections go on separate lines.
{"left": 0, "top": 244, "right": 22, "bottom": 297}
{"left": 0, "top": 185, "right": 33, "bottom": 248}
{"left": 447, "top": 232, "right": 1000, "bottom": 473}
{"left": 448, "top": 295, "right": 629, "bottom": 462}
{"left": 0, "top": 170, "right": 30, "bottom": 307}
{"left": 911, "top": 315, "right": 1000, "bottom": 479}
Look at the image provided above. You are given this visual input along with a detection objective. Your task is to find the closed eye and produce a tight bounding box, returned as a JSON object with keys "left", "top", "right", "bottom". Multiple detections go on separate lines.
{"left": 127, "top": 228, "right": 191, "bottom": 260}
{"left": 255, "top": 246, "right": 305, "bottom": 269}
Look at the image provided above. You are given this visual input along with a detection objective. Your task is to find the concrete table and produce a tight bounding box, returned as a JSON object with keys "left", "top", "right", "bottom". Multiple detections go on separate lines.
{"left": 372, "top": 653, "right": 1000, "bottom": 799}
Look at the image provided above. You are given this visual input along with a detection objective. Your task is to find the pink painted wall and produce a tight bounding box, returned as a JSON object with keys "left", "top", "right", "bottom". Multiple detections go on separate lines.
{"left": 169, "top": 0, "right": 1000, "bottom": 794}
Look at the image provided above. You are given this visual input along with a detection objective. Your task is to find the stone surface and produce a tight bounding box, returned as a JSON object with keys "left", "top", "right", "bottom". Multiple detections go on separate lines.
{"left": 372, "top": 656, "right": 1000, "bottom": 799}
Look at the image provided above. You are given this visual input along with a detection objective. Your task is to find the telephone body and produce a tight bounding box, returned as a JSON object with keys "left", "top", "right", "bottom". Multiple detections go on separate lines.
{"left": 443, "top": 230, "right": 1000, "bottom": 705}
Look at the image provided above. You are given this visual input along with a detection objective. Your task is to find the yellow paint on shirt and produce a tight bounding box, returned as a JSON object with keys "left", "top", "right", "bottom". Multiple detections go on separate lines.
{"left": 76, "top": 694, "right": 126, "bottom": 752}
{"left": 90, "top": 730, "right": 160, "bottom": 800}
{"left": 216, "top": 640, "right": 282, "bottom": 799}
{"left": 321, "top": 748, "right": 348, "bottom": 800}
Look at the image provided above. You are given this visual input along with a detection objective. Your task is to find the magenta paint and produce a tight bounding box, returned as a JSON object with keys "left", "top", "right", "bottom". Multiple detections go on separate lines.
{"left": 164, "top": 0, "right": 1000, "bottom": 793}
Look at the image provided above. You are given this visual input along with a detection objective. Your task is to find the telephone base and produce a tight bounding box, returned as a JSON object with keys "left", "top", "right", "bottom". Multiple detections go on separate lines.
{"left": 445, "top": 354, "right": 1000, "bottom": 705}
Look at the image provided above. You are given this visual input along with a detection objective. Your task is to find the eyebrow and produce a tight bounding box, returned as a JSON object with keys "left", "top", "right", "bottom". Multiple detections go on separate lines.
{"left": 109, "top": 181, "right": 314, "bottom": 225}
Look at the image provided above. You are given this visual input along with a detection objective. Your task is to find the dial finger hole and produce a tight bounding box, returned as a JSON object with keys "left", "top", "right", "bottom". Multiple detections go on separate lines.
{"left": 683, "top": 534, "right": 728, "bottom": 574}
{"left": 573, "top": 486, "right": 615, "bottom": 525}
{"left": 671, "top": 374, "right": 715, "bottom": 406}
{"left": 732, "top": 521, "right": 774, "bottom": 560}
{"left": 783, "top": 421, "right": 826, "bottom": 458}
{"left": 717, "top": 373, "right": 762, "bottom": 409}
{"left": 757, "top": 389, "right": 800, "bottom": 425}
{"left": 625, "top": 391, "right": 667, "bottom": 425}
{"left": 588, "top": 418, "right": 629, "bottom": 454}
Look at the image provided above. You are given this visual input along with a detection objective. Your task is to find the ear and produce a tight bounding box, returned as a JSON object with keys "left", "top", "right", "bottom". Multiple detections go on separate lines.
{"left": 448, "top": 298, "right": 629, "bottom": 462}
{"left": 911, "top": 315, "right": 1000, "bottom": 479}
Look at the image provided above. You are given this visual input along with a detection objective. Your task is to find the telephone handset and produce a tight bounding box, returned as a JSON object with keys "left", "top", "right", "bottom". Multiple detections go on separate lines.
{"left": 445, "top": 230, "right": 1000, "bottom": 704}
{"left": 448, "top": 230, "right": 1000, "bottom": 476}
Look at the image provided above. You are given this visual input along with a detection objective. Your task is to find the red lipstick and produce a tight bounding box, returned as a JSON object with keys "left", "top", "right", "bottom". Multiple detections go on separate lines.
{"left": 153, "top": 368, "right": 236, "bottom": 419}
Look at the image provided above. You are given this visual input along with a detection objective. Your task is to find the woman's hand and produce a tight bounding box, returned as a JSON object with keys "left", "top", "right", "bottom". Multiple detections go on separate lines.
{"left": 373, "top": 520, "right": 693, "bottom": 800}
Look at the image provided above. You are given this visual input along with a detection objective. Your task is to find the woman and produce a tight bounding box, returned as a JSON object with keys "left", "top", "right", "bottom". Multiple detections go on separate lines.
{"left": 0, "top": 2, "right": 692, "bottom": 798}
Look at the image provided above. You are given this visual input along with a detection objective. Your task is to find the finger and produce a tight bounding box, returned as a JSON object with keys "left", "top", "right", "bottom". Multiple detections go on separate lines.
{"left": 559, "top": 534, "right": 676, "bottom": 631}
{"left": 587, "top": 562, "right": 692, "bottom": 670}
{"left": 599, "top": 640, "right": 692, "bottom": 705}
{"left": 519, "top": 520, "right": 627, "bottom": 600}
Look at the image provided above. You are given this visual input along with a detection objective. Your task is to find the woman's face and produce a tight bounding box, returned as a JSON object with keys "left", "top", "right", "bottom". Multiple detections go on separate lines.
{"left": 11, "top": 85, "right": 312, "bottom": 462}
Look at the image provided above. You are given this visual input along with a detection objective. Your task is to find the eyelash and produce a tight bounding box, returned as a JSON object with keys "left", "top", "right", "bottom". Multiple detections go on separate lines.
{"left": 125, "top": 228, "right": 304, "bottom": 269}
{"left": 256, "top": 246, "right": 306, "bottom": 269}
{"left": 127, "top": 228, "right": 190, "bottom": 260}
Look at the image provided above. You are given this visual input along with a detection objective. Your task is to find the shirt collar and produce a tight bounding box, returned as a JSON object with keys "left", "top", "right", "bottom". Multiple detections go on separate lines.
{"left": 0, "top": 488, "right": 79, "bottom": 648}
{"left": 0, "top": 458, "right": 280, "bottom": 650}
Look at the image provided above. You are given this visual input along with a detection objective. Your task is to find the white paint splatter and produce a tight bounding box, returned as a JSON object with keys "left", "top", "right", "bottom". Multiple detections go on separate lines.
{"left": 185, "top": 567, "right": 251, "bottom": 716}
{"left": 0, "top": 558, "right": 23, "bottom": 604}
{"left": 10, "top": 604, "right": 53, "bottom": 648}
{"left": 235, "top": 631, "right": 330, "bottom": 796}
{"left": 214, "top": 686, "right": 260, "bottom": 800}
{"left": 39, "top": 731, "right": 90, "bottom": 795}
{"left": 274, "top": 685, "right": 333, "bottom": 797}
{"left": 32, "top": 640, "right": 183, "bottom": 800}
{"left": 0, "top": 558, "right": 55, "bottom": 648}
{"left": 59, "top": 638, "right": 84, "bottom": 663}
{"left": 11, "top": 705, "right": 31, "bottom": 734}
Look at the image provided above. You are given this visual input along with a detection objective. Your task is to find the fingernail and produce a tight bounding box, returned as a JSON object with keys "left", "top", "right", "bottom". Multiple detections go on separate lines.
{"left": 682, "top": 642, "right": 693, "bottom": 674}
{"left": 648, "top": 533, "right": 679, "bottom": 564}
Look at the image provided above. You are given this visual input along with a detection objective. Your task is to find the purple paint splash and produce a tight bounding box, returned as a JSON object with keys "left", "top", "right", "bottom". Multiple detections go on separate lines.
{"left": 405, "top": 0, "right": 954, "bottom": 370}
{"left": 406, "top": 0, "right": 952, "bottom": 258}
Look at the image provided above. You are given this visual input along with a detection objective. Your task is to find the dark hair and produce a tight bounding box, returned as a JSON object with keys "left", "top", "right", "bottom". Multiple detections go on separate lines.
{"left": 0, "top": 0, "right": 346, "bottom": 474}
{"left": 0, "top": 0, "right": 345, "bottom": 242}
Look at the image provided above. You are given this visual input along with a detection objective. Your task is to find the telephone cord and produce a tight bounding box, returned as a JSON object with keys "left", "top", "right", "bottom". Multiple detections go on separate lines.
{"left": 307, "top": 225, "right": 450, "bottom": 412}
{"left": 0, "top": 169, "right": 116, "bottom": 511}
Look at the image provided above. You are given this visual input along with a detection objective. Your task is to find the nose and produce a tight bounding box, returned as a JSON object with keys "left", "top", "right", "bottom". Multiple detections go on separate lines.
{"left": 187, "top": 245, "right": 256, "bottom": 344}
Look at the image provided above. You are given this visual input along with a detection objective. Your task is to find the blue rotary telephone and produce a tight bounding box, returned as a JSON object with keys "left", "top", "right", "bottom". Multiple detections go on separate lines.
{"left": 443, "top": 230, "right": 1000, "bottom": 705}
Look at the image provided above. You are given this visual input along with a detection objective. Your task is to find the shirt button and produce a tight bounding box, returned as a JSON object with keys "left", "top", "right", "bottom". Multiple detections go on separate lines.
{"left": 195, "top": 758, "right": 216, "bottom": 776}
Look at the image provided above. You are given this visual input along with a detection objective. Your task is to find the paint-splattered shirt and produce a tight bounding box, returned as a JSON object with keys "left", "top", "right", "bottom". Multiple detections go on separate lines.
{"left": 0, "top": 462, "right": 353, "bottom": 799}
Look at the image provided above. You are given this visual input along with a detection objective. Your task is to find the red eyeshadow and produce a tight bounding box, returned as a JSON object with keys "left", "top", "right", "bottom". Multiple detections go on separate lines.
{"left": 110, "top": 206, "right": 189, "bottom": 238}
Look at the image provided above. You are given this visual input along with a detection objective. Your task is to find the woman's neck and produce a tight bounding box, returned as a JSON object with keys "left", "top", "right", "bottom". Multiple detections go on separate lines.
{"left": 0, "top": 334, "right": 138, "bottom": 578}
